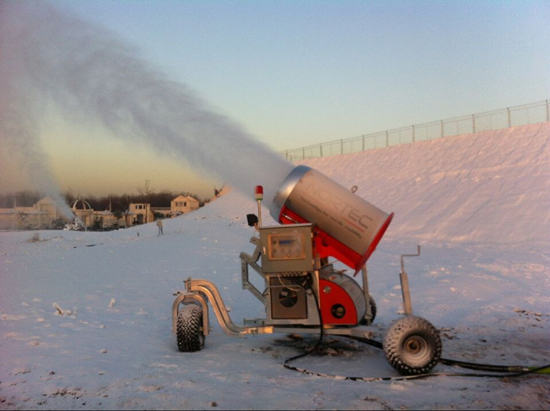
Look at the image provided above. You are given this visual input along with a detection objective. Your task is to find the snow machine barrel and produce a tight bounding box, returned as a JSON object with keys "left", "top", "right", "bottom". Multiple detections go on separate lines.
{"left": 270, "top": 165, "right": 393, "bottom": 272}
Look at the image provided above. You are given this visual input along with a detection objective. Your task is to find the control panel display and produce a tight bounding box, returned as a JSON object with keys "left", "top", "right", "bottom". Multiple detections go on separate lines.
{"left": 267, "top": 232, "right": 306, "bottom": 260}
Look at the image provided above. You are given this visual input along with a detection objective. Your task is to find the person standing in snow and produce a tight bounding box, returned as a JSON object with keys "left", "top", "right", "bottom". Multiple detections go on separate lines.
{"left": 156, "top": 218, "right": 164, "bottom": 236}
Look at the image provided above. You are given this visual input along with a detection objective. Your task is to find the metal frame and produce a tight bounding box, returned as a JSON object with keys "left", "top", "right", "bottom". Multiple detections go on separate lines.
{"left": 399, "top": 245, "right": 421, "bottom": 315}
{"left": 172, "top": 276, "right": 373, "bottom": 339}
{"left": 171, "top": 223, "right": 422, "bottom": 343}
{"left": 360, "top": 265, "right": 373, "bottom": 324}
{"left": 240, "top": 237, "right": 266, "bottom": 303}
{"left": 172, "top": 225, "right": 376, "bottom": 339}
{"left": 171, "top": 290, "right": 210, "bottom": 335}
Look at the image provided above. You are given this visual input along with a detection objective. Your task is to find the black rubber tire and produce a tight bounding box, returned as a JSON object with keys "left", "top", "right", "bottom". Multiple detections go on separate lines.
{"left": 360, "top": 295, "right": 377, "bottom": 325}
{"left": 176, "top": 304, "right": 205, "bottom": 352}
{"left": 383, "top": 315, "right": 441, "bottom": 375}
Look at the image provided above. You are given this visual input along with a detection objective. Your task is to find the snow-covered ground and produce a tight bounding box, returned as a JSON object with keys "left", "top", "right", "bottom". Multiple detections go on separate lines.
{"left": 1, "top": 123, "right": 549, "bottom": 409}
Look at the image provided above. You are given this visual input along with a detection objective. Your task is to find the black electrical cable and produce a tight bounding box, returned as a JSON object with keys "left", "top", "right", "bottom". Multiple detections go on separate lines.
{"left": 438, "top": 357, "right": 546, "bottom": 373}
{"left": 347, "top": 335, "right": 550, "bottom": 375}
{"left": 283, "top": 320, "right": 550, "bottom": 381}
{"left": 282, "top": 274, "right": 325, "bottom": 373}
{"left": 285, "top": 363, "right": 550, "bottom": 382}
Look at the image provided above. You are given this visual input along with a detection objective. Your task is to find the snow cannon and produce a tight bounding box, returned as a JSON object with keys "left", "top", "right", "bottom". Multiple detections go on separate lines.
{"left": 271, "top": 165, "right": 393, "bottom": 272}
{"left": 172, "top": 168, "right": 442, "bottom": 377}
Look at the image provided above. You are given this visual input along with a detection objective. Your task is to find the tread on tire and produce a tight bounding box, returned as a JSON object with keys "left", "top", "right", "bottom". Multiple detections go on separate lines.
{"left": 176, "top": 304, "right": 205, "bottom": 352}
{"left": 383, "top": 315, "right": 441, "bottom": 375}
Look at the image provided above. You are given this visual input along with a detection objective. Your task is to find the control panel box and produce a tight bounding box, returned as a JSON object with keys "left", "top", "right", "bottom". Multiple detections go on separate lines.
{"left": 259, "top": 224, "right": 314, "bottom": 273}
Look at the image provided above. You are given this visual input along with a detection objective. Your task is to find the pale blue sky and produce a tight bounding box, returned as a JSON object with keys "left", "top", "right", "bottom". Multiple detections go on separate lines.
{"left": 54, "top": 0, "right": 550, "bottom": 150}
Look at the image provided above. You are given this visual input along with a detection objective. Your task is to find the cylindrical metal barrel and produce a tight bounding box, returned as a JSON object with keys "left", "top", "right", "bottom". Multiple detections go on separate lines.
{"left": 270, "top": 165, "right": 393, "bottom": 271}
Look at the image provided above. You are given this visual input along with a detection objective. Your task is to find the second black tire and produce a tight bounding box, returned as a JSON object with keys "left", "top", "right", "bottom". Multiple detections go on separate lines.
{"left": 383, "top": 315, "right": 441, "bottom": 375}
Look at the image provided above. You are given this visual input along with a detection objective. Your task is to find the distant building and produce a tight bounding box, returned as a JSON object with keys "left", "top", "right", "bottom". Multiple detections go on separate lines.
{"left": 0, "top": 207, "right": 42, "bottom": 230}
{"left": 170, "top": 195, "right": 200, "bottom": 216}
{"left": 93, "top": 210, "right": 121, "bottom": 230}
{"left": 71, "top": 199, "right": 128, "bottom": 230}
{"left": 151, "top": 207, "right": 171, "bottom": 218}
{"left": 72, "top": 199, "right": 95, "bottom": 228}
{"left": 0, "top": 197, "right": 68, "bottom": 230}
{"left": 129, "top": 203, "right": 154, "bottom": 225}
{"left": 35, "top": 197, "right": 63, "bottom": 221}
{"left": 0, "top": 193, "right": 204, "bottom": 231}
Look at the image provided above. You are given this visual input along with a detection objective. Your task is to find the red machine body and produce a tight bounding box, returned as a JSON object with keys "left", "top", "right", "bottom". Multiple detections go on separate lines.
{"left": 280, "top": 206, "right": 393, "bottom": 274}
{"left": 272, "top": 166, "right": 393, "bottom": 273}
{"left": 318, "top": 270, "right": 366, "bottom": 325}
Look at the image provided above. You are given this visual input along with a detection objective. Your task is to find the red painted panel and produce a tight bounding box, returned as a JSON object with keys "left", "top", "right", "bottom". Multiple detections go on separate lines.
{"left": 318, "top": 278, "right": 358, "bottom": 325}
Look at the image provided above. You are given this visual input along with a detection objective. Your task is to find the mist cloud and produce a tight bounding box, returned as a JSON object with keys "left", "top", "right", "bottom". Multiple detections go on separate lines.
{"left": 0, "top": 1, "right": 292, "bottom": 215}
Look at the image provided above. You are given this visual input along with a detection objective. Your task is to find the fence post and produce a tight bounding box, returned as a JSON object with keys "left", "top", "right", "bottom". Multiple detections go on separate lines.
{"left": 440, "top": 120, "right": 444, "bottom": 138}
{"left": 302, "top": 147, "right": 305, "bottom": 160}
{"left": 340, "top": 138, "right": 344, "bottom": 155}
{"left": 472, "top": 114, "right": 476, "bottom": 133}
{"left": 319, "top": 144, "right": 323, "bottom": 158}
{"left": 411, "top": 125, "right": 415, "bottom": 143}
{"left": 546, "top": 99, "right": 549, "bottom": 122}
{"left": 506, "top": 107, "right": 511, "bottom": 128}
{"left": 385, "top": 130, "right": 389, "bottom": 147}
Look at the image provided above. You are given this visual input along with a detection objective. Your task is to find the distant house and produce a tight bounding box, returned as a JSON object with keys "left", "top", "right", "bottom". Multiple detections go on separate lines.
{"left": 0, "top": 207, "right": 43, "bottom": 230}
{"left": 71, "top": 199, "right": 132, "bottom": 230}
{"left": 0, "top": 208, "right": 17, "bottom": 230}
{"left": 129, "top": 203, "right": 154, "bottom": 225}
{"left": 170, "top": 195, "right": 200, "bottom": 216}
{"left": 93, "top": 210, "right": 121, "bottom": 230}
{"left": 35, "top": 197, "right": 62, "bottom": 220}
{"left": 0, "top": 193, "right": 204, "bottom": 231}
{"left": 0, "top": 197, "right": 68, "bottom": 230}
{"left": 151, "top": 207, "right": 171, "bottom": 218}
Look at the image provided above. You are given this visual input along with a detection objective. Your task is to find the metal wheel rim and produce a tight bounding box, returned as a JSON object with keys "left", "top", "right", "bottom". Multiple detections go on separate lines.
{"left": 402, "top": 335, "right": 430, "bottom": 366}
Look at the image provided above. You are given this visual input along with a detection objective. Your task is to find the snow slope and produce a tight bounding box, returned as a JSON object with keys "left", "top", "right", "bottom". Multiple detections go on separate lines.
{"left": 302, "top": 122, "right": 550, "bottom": 245}
{"left": 1, "top": 123, "right": 549, "bottom": 409}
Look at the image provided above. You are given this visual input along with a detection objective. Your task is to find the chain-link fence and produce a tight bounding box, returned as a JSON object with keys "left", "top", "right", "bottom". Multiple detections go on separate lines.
{"left": 283, "top": 99, "right": 550, "bottom": 161}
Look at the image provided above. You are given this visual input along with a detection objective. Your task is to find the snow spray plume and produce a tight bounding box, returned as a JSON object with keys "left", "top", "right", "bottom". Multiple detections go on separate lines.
{"left": 0, "top": 27, "right": 74, "bottom": 219}
{"left": 0, "top": 2, "right": 293, "bottom": 209}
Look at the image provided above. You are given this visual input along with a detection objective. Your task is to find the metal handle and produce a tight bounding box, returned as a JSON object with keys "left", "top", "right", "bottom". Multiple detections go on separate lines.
{"left": 399, "top": 245, "right": 421, "bottom": 316}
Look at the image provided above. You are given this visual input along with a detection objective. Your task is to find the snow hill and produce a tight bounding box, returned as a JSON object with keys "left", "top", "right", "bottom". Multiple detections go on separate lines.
{"left": 302, "top": 122, "right": 550, "bottom": 245}
{"left": 0, "top": 123, "right": 549, "bottom": 409}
